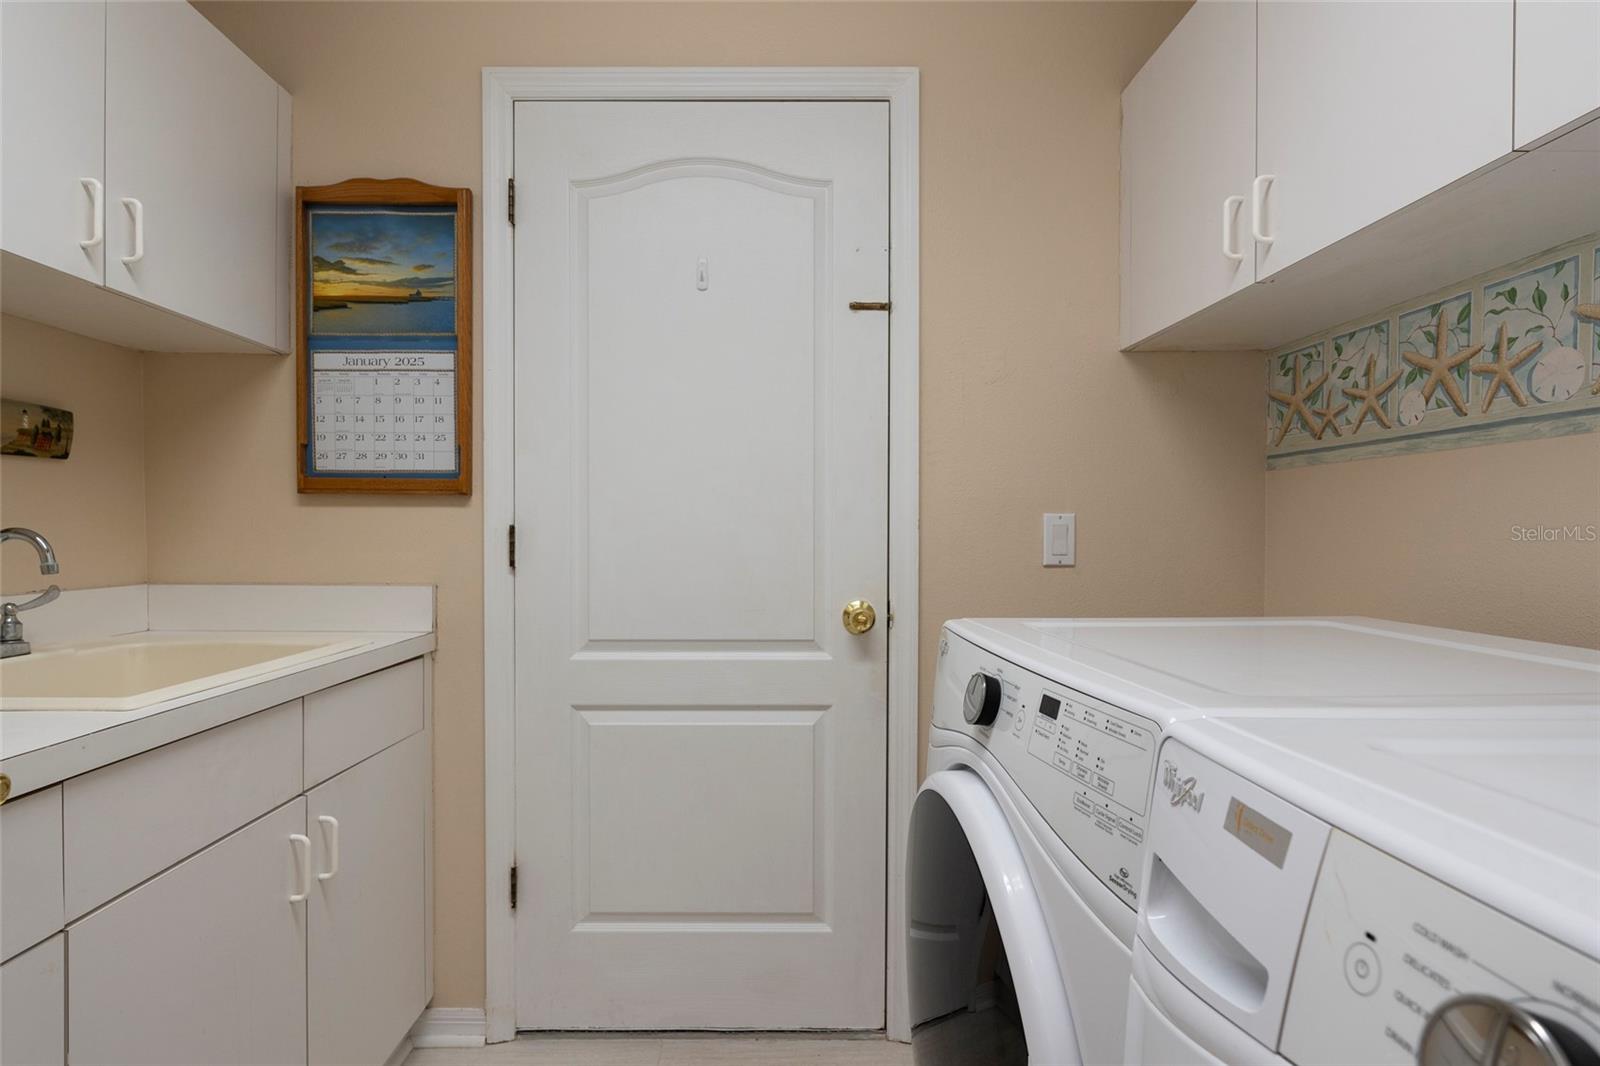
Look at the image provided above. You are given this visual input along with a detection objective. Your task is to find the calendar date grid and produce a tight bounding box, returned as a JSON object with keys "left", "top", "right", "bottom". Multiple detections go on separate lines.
{"left": 310, "top": 351, "right": 458, "bottom": 475}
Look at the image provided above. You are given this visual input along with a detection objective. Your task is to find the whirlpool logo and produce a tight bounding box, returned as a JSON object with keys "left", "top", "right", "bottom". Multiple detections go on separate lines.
{"left": 1162, "top": 761, "right": 1205, "bottom": 813}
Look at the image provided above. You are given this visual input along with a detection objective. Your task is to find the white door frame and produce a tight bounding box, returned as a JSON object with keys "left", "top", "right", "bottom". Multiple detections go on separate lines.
{"left": 481, "top": 67, "right": 920, "bottom": 1045}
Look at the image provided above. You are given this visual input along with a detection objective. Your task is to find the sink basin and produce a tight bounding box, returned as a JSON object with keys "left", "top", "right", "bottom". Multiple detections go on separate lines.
{"left": 0, "top": 636, "right": 368, "bottom": 711}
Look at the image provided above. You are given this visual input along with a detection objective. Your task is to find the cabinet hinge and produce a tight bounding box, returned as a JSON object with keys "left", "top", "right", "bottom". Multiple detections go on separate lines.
{"left": 508, "top": 524, "right": 516, "bottom": 570}
{"left": 510, "top": 864, "right": 518, "bottom": 910}
{"left": 507, "top": 178, "right": 516, "bottom": 226}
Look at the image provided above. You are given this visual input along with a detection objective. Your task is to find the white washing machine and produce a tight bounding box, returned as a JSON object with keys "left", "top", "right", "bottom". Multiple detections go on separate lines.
{"left": 1126, "top": 714, "right": 1600, "bottom": 1066}
{"left": 905, "top": 617, "right": 1600, "bottom": 1066}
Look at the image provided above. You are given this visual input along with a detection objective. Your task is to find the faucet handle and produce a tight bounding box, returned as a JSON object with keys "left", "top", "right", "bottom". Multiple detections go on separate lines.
{"left": 12, "top": 585, "right": 59, "bottom": 613}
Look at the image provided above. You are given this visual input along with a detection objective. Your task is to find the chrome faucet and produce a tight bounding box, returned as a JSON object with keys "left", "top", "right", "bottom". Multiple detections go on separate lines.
{"left": 1, "top": 528, "right": 61, "bottom": 659}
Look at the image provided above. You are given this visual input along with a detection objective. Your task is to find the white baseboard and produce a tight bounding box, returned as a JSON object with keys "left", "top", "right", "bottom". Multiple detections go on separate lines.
{"left": 411, "top": 1007, "right": 488, "bottom": 1048}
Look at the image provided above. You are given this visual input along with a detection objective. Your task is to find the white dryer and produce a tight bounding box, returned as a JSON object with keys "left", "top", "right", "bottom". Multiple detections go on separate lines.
{"left": 905, "top": 618, "right": 1600, "bottom": 1066}
{"left": 1127, "top": 714, "right": 1600, "bottom": 1066}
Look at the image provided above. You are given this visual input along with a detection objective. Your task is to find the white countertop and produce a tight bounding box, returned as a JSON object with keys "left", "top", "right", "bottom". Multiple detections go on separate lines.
{"left": 0, "top": 584, "right": 436, "bottom": 798}
{"left": 0, "top": 630, "right": 434, "bottom": 797}
{"left": 948, "top": 616, "right": 1600, "bottom": 723}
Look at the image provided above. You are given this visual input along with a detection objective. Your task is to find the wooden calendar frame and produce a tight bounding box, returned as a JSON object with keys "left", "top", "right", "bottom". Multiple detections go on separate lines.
{"left": 296, "top": 178, "right": 472, "bottom": 494}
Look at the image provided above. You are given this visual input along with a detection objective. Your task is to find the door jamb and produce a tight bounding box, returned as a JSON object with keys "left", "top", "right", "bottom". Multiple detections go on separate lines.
{"left": 481, "top": 67, "right": 920, "bottom": 1044}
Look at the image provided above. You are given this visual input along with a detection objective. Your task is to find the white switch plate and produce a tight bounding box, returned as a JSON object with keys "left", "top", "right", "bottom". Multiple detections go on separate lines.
{"left": 1043, "top": 513, "right": 1076, "bottom": 567}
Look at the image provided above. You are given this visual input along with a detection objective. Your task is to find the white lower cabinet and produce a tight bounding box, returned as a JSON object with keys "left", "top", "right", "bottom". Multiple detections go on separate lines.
{"left": 0, "top": 934, "right": 65, "bottom": 1066}
{"left": 68, "top": 799, "right": 310, "bottom": 1066}
{"left": 308, "top": 734, "right": 427, "bottom": 1066}
{"left": 0, "top": 658, "right": 430, "bottom": 1066}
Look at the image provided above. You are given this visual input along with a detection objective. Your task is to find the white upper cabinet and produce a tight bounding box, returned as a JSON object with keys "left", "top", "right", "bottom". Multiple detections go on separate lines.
{"left": 1120, "top": 0, "right": 1596, "bottom": 350}
{"left": 0, "top": 1, "right": 290, "bottom": 354}
{"left": 105, "top": 1, "right": 285, "bottom": 350}
{"left": 1120, "top": 0, "right": 1256, "bottom": 347}
{"left": 1513, "top": 0, "right": 1600, "bottom": 149}
{"left": 0, "top": 2, "right": 106, "bottom": 286}
{"left": 1254, "top": 0, "right": 1514, "bottom": 281}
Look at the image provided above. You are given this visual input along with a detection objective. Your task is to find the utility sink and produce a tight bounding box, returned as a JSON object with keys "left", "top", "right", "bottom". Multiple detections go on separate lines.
{"left": 0, "top": 635, "right": 368, "bottom": 711}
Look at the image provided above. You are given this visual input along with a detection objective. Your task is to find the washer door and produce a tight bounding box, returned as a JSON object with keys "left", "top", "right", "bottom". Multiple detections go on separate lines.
{"left": 907, "top": 769, "right": 1080, "bottom": 1066}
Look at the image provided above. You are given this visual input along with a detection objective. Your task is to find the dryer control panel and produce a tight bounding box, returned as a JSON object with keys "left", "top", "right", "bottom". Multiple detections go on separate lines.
{"left": 933, "top": 625, "right": 1161, "bottom": 909}
{"left": 1281, "top": 829, "right": 1600, "bottom": 1065}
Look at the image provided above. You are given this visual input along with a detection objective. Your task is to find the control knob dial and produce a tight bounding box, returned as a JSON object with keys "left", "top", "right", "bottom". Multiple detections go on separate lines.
{"left": 963, "top": 672, "right": 1002, "bottom": 727}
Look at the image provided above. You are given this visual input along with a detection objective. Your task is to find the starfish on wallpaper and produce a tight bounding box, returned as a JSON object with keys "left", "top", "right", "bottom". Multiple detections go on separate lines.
{"left": 1401, "top": 308, "right": 1484, "bottom": 415}
{"left": 1310, "top": 398, "right": 1350, "bottom": 439}
{"left": 1470, "top": 322, "right": 1541, "bottom": 412}
{"left": 1267, "top": 361, "right": 1329, "bottom": 447}
{"left": 1578, "top": 303, "right": 1600, "bottom": 395}
{"left": 1341, "top": 355, "right": 1401, "bottom": 432}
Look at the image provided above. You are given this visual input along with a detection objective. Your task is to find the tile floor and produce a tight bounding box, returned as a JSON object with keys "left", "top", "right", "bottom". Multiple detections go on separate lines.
{"left": 405, "top": 1033, "right": 913, "bottom": 1066}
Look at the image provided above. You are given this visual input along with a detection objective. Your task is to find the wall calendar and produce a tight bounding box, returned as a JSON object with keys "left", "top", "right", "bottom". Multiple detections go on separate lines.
{"left": 296, "top": 178, "right": 472, "bottom": 494}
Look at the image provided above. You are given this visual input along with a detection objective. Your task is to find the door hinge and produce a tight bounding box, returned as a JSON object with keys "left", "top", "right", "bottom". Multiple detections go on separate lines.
{"left": 507, "top": 177, "right": 516, "bottom": 226}
{"left": 510, "top": 864, "right": 518, "bottom": 910}
{"left": 508, "top": 524, "right": 516, "bottom": 570}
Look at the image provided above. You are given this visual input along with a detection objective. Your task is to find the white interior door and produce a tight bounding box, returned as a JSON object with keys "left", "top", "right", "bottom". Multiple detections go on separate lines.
{"left": 513, "top": 100, "right": 889, "bottom": 1030}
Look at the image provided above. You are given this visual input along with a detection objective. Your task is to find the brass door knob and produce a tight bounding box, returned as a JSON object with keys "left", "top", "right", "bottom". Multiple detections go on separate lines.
{"left": 842, "top": 600, "right": 877, "bottom": 635}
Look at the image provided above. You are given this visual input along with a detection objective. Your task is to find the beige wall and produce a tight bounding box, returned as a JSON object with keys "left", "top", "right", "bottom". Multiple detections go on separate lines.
{"left": 160, "top": 0, "right": 1266, "bottom": 1010}
{"left": 11, "top": 0, "right": 1588, "bottom": 1019}
{"left": 0, "top": 315, "right": 147, "bottom": 593}
{"left": 1265, "top": 432, "right": 1600, "bottom": 649}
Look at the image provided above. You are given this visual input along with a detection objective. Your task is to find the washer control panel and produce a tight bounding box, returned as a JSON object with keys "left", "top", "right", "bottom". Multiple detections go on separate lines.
{"left": 1281, "top": 829, "right": 1600, "bottom": 1064}
{"left": 1025, "top": 687, "right": 1157, "bottom": 825}
{"left": 933, "top": 626, "right": 1162, "bottom": 909}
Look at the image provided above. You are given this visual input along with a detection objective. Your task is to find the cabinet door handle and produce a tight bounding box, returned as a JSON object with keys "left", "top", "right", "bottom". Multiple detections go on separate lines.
{"left": 1221, "top": 194, "right": 1245, "bottom": 262}
{"left": 316, "top": 815, "right": 340, "bottom": 881}
{"left": 1250, "top": 174, "right": 1275, "bottom": 245}
{"left": 288, "top": 833, "right": 311, "bottom": 902}
{"left": 120, "top": 197, "right": 144, "bottom": 264}
{"left": 79, "top": 178, "right": 103, "bottom": 249}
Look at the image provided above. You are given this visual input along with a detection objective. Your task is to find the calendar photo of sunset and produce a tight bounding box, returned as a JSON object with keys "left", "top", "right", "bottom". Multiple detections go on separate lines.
{"left": 308, "top": 208, "right": 457, "bottom": 335}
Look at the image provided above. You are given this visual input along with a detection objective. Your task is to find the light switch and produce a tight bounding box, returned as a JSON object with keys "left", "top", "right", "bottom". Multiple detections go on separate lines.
{"left": 1043, "top": 513, "right": 1076, "bottom": 567}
